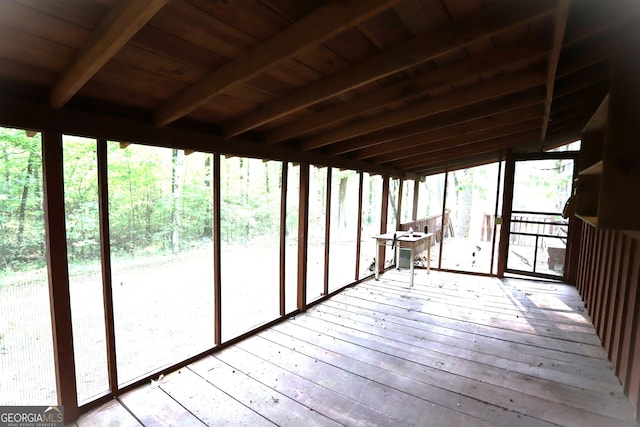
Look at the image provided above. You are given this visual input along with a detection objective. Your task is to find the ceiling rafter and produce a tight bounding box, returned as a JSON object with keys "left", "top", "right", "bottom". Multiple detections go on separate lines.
{"left": 354, "top": 104, "right": 543, "bottom": 161}
{"left": 50, "top": 0, "right": 168, "bottom": 109}
{"left": 328, "top": 90, "right": 545, "bottom": 156}
{"left": 222, "top": 0, "right": 558, "bottom": 138}
{"left": 298, "top": 69, "right": 547, "bottom": 151}
{"left": 154, "top": 0, "right": 402, "bottom": 127}
{"left": 396, "top": 129, "right": 541, "bottom": 170}
{"left": 540, "top": 0, "right": 570, "bottom": 145}
{"left": 264, "top": 39, "right": 548, "bottom": 144}
{"left": 378, "top": 119, "right": 543, "bottom": 166}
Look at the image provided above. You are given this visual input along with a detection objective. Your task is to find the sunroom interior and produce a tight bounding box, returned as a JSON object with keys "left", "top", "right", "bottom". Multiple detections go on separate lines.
{"left": 1, "top": 0, "right": 640, "bottom": 425}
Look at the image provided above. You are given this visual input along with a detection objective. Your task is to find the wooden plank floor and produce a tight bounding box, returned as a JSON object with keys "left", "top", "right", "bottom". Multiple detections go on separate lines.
{"left": 69, "top": 271, "right": 639, "bottom": 426}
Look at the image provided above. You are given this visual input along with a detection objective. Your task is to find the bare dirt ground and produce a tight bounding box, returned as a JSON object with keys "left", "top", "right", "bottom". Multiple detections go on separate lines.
{"left": 0, "top": 237, "right": 556, "bottom": 406}
{"left": 0, "top": 241, "right": 363, "bottom": 405}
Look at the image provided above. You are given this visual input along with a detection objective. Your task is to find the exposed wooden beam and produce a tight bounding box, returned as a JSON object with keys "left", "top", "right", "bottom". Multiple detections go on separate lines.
{"left": 50, "top": 0, "right": 168, "bottom": 109}
{"left": 264, "top": 39, "right": 548, "bottom": 144}
{"left": 353, "top": 104, "right": 543, "bottom": 161}
{"left": 222, "top": 0, "right": 558, "bottom": 137}
{"left": 0, "top": 95, "right": 412, "bottom": 179}
{"left": 540, "top": 0, "right": 570, "bottom": 145}
{"left": 563, "top": 0, "right": 640, "bottom": 48}
{"left": 380, "top": 119, "right": 542, "bottom": 167}
{"left": 414, "top": 152, "right": 505, "bottom": 177}
{"left": 155, "top": 0, "right": 401, "bottom": 127}
{"left": 400, "top": 130, "right": 540, "bottom": 170}
{"left": 554, "top": 62, "right": 610, "bottom": 99}
{"left": 556, "top": 32, "right": 614, "bottom": 79}
{"left": 329, "top": 89, "right": 545, "bottom": 156}
{"left": 299, "top": 69, "right": 547, "bottom": 151}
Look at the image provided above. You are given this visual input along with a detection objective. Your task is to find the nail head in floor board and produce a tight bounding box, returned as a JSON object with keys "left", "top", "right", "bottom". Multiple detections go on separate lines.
{"left": 210, "top": 346, "right": 413, "bottom": 427}
{"left": 254, "top": 327, "right": 553, "bottom": 427}
{"left": 158, "top": 367, "right": 275, "bottom": 426}
{"left": 290, "top": 308, "right": 635, "bottom": 423}
{"left": 332, "top": 290, "right": 607, "bottom": 358}
{"left": 323, "top": 294, "right": 613, "bottom": 370}
{"left": 315, "top": 300, "right": 620, "bottom": 393}
{"left": 76, "top": 398, "right": 142, "bottom": 427}
{"left": 235, "top": 333, "right": 498, "bottom": 427}
{"left": 118, "top": 380, "right": 206, "bottom": 427}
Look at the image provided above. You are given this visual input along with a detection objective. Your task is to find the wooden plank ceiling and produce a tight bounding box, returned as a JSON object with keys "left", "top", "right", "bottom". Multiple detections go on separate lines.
{"left": 0, "top": 0, "right": 636, "bottom": 177}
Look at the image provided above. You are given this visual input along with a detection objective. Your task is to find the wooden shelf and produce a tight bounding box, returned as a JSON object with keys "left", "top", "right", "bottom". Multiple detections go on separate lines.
{"left": 575, "top": 214, "right": 598, "bottom": 227}
{"left": 575, "top": 50, "right": 640, "bottom": 230}
{"left": 583, "top": 95, "right": 608, "bottom": 133}
{"left": 579, "top": 160, "right": 603, "bottom": 176}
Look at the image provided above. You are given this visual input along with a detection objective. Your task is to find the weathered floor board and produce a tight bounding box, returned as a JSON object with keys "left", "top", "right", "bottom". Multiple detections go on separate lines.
{"left": 72, "top": 271, "right": 639, "bottom": 426}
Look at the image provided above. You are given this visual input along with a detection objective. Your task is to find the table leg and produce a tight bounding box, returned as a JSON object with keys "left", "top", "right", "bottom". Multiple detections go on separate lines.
{"left": 374, "top": 240, "right": 379, "bottom": 280}
{"left": 410, "top": 246, "right": 415, "bottom": 287}
{"left": 427, "top": 236, "right": 431, "bottom": 274}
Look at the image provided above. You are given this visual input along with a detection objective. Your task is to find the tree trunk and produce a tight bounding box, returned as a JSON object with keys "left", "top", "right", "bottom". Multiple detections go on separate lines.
{"left": 388, "top": 179, "right": 399, "bottom": 228}
{"left": 171, "top": 149, "right": 184, "bottom": 254}
{"left": 17, "top": 151, "right": 34, "bottom": 246}
{"left": 338, "top": 175, "right": 348, "bottom": 228}
{"left": 203, "top": 155, "right": 212, "bottom": 237}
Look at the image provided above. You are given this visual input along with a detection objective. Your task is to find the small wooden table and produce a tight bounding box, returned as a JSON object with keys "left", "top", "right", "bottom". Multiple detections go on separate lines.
{"left": 373, "top": 232, "right": 433, "bottom": 286}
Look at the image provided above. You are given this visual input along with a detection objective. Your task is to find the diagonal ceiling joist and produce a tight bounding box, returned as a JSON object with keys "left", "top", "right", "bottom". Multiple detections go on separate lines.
{"left": 378, "top": 118, "right": 543, "bottom": 166}
{"left": 396, "top": 129, "right": 541, "bottom": 170}
{"left": 540, "top": 0, "right": 570, "bottom": 145}
{"left": 264, "top": 39, "right": 548, "bottom": 144}
{"left": 299, "top": 69, "right": 547, "bottom": 151}
{"left": 354, "top": 104, "right": 544, "bottom": 161}
{"left": 154, "top": 0, "right": 401, "bottom": 127}
{"left": 222, "top": 0, "right": 558, "bottom": 138}
{"left": 50, "top": 0, "right": 169, "bottom": 109}
{"left": 328, "top": 89, "right": 545, "bottom": 156}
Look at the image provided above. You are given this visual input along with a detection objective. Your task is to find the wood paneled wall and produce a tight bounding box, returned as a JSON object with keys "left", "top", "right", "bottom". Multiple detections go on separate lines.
{"left": 576, "top": 226, "right": 640, "bottom": 419}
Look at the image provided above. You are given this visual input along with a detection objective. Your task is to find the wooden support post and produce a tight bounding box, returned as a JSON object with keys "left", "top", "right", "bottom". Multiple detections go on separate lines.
{"left": 279, "top": 162, "right": 288, "bottom": 316}
{"left": 42, "top": 130, "right": 79, "bottom": 423}
{"left": 412, "top": 180, "right": 419, "bottom": 222}
{"left": 396, "top": 179, "right": 403, "bottom": 230}
{"left": 489, "top": 156, "right": 503, "bottom": 275}
{"left": 355, "top": 172, "right": 364, "bottom": 280}
{"left": 378, "top": 176, "right": 389, "bottom": 274}
{"left": 213, "top": 154, "right": 222, "bottom": 345}
{"left": 438, "top": 164, "right": 450, "bottom": 270}
{"left": 97, "top": 138, "right": 118, "bottom": 393}
{"left": 498, "top": 153, "right": 515, "bottom": 277}
{"left": 323, "top": 168, "right": 332, "bottom": 297}
{"left": 297, "top": 164, "right": 310, "bottom": 311}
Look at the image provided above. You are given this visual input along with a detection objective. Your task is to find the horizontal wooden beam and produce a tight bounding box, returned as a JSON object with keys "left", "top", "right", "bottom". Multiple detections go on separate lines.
{"left": 381, "top": 118, "right": 542, "bottom": 167}
{"left": 222, "top": 0, "right": 558, "bottom": 137}
{"left": 299, "top": 69, "right": 547, "bottom": 150}
{"left": 563, "top": 0, "right": 640, "bottom": 48}
{"left": 540, "top": 0, "right": 570, "bottom": 145}
{"left": 413, "top": 152, "right": 505, "bottom": 176}
{"left": 0, "top": 95, "right": 412, "bottom": 179}
{"left": 50, "top": 0, "right": 168, "bottom": 108}
{"left": 556, "top": 31, "right": 614, "bottom": 79}
{"left": 554, "top": 62, "right": 610, "bottom": 99}
{"left": 264, "top": 39, "right": 548, "bottom": 144}
{"left": 155, "top": 0, "right": 401, "bottom": 127}
{"left": 353, "top": 104, "right": 543, "bottom": 161}
{"left": 329, "top": 89, "right": 545, "bottom": 156}
{"left": 404, "top": 129, "right": 540, "bottom": 172}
